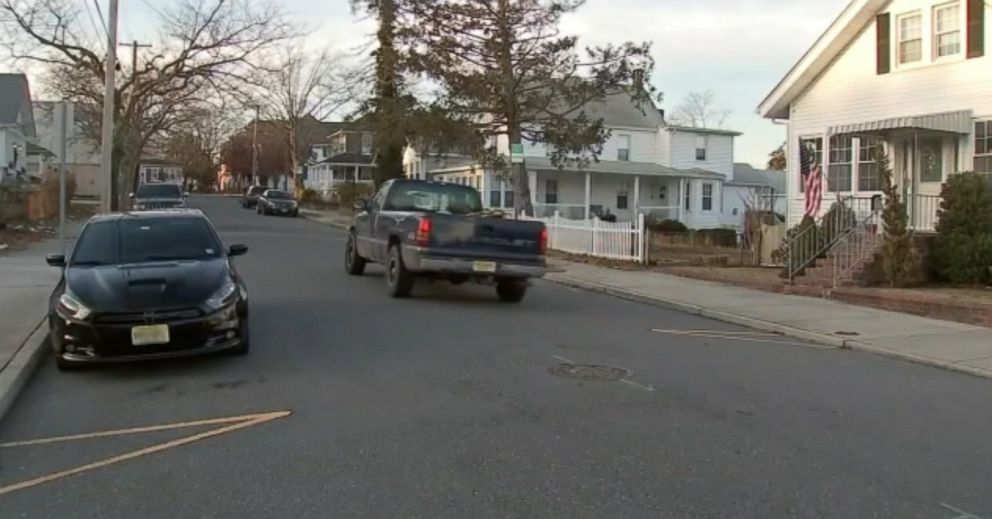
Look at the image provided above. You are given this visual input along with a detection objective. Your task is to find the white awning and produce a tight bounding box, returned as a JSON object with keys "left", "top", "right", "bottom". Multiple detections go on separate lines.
{"left": 828, "top": 110, "right": 974, "bottom": 136}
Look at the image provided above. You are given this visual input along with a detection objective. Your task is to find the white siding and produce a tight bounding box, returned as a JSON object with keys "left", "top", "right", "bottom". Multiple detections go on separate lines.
{"left": 683, "top": 179, "right": 723, "bottom": 229}
{"left": 656, "top": 130, "right": 672, "bottom": 165}
{"left": 524, "top": 128, "right": 658, "bottom": 163}
{"left": 667, "top": 130, "right": 734, "bottom": 177}
{"left": 785, "top": 0, "right": 992, "bottom": 225}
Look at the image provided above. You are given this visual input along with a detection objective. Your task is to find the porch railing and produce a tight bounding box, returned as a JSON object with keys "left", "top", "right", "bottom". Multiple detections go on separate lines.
{"left": 636, "top": 205, "right": 680, "bottom": 223}
{"left": 783, "top": 195, "right": 871, "bottom": 282}
{"left": 532, "top": 203, "right": 585, "bottom": 220}
{"left": 830, "top": 208, "right": 884, "bottom": 287}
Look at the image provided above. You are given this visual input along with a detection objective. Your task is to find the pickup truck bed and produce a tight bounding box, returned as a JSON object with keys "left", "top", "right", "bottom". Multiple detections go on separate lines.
{"left": 345, "top": 179, "right": 548, "bottom": 302}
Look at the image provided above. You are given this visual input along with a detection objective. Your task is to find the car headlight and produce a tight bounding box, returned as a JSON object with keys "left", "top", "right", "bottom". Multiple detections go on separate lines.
{"left": 205, "top": 280, "right": 239, "bottom": 311}
{"left": 58, "top": 292, "right": 93, "bottom": 320}
{"left": 133, "top": 204, "right": 146, "bottom": 210}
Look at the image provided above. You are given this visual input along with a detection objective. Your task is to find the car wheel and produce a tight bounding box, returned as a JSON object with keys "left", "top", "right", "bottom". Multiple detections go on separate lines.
{"left": 345, "top": 233, "right": 367, "bottom": 275}
{"left": 386, "top": 244, "right": 414, "bottom": 298}
{"left": 256, "top": 205, "right": 261, "bottom": 215}
{"left": 496, "top": 279, "right": 528, "bottom": 303}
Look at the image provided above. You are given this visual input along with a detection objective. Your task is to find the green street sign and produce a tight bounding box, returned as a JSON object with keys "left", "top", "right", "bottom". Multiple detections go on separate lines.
{"left": 510, "top": 143, "right": 524, "bottom": 164}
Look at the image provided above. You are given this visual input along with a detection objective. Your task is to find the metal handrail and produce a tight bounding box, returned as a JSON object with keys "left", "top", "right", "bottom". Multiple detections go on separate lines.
{"left": 830, "top": 209, "right": 884, "bottom": 287}
{"left": 784, "top": 195, "right": 863, "bottom": 282}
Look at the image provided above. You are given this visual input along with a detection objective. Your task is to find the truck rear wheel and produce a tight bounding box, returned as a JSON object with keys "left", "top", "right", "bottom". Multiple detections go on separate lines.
{"left": 386, "top": 245, "right": 414, "bottom": 298}
{"left": 496, "top": 279, "right": 528, "bottom": 303}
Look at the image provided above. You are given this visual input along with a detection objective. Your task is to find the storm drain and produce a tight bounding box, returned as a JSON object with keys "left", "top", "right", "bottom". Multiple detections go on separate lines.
{"left": 548, "top": 363, "right": 632, "bottom": 382}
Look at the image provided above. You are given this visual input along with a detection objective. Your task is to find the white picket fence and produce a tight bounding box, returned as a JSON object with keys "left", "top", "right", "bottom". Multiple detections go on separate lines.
{"left": 523, "top": 212, "right": 647, "bottom": 263}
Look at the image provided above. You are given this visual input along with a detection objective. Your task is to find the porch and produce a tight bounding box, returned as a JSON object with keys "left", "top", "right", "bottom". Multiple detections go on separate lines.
{"left": 305, "top": 162, "right": 374, "bottom": 194}
{"left": 797, "top": 111, "right": 979, "bottom": 233}
{"left": 523, "top": 158, "right": 725, "bottom": 228}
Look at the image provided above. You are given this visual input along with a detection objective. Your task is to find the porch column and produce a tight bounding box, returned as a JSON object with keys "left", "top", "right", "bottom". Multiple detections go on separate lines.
{"left": 678, "top": 178, "right": 686, "bottom": 222}
{"left": 354, "top": 165, "right": 360, "bottom": 183}
{"left": 527, "top": 170, "right": 537, "bottom": 207}
{"left": 584, "top": 171, "right": 591, "bottom": 220}
{"left": 633, "top": 175, "right": 640, "bottom": 218}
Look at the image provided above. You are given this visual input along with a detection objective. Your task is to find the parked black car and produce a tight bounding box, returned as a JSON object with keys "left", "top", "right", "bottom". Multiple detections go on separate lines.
{"left": 257, "top": 189, "right": 299, "bottom": 217}
{"left": 130, "top": 183, "right": 187, "bottom": 210}
{"left": 241, "top": 186, "right": 266, "bottom": 208}
{"left": 346, "top": 179, "right": 548, "bottom": 302}
{"left": 45, "top": 210, "right": 250, "bottom": 370}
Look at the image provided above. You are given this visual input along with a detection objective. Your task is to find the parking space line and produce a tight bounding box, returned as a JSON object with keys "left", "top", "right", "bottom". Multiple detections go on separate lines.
{"left": 0, "top": 410, "right": 291, "bottom": 497}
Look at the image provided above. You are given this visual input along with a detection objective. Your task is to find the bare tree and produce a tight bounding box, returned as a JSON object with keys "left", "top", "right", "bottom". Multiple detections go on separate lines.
{"left": 0, "top": 0, "right": 296, "bottom": 208}
{"left": 667, "top": 91, "right": 731, "bottom": 129}
{"left": 164, "top": 101, "right": 244, "bottom": 191}
{"left": 251, "top": 46, "right": 360, "bottom": 191}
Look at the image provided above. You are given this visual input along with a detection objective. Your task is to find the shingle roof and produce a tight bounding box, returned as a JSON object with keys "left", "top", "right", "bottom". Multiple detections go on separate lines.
{"left": 321, "top": 152, "right": 373, "bottom": 165}
{"left": 729, "top": 163, "right": 786, "bottom": 191}
{"left": 0, "top": 73, "right": 35, "bottom": 137}
{"left": 581, "top": 91, "right": 666, "bottom": 129}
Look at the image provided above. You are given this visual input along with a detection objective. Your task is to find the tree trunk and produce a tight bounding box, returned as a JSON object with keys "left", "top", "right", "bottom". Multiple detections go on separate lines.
{"left": 496, "top": 0, "right": 532, "bottom": 216}
{"left": 373, "top": 0, "right": 405, "bottom": 186}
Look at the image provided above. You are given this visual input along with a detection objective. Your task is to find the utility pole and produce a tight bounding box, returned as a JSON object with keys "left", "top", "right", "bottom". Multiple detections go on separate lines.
{"left": 58, "top": 102, "right": 70, "bottom": 255}
{"left": 119, "top": 40, "right": 152, "bottom": 193}
{"left": 98, "top": 0, "right": 119, "bottom": 213}
{"left": 251, "top": 105, "right": 260, "bottom": 185}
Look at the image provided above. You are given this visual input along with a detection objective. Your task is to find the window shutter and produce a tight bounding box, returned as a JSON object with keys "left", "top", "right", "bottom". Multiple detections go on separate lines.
{"left": 876, "top": 13, "right": 891, "bottom": 74}
{"left": 967, "top": 0, "right": 985, "bottom": 58}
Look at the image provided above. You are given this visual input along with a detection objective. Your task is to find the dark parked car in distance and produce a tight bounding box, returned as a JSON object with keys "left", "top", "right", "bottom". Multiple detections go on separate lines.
{"left": 130, "top": 183, "right": 188, "bottom": 210}
{"left": 241, "top": 185, "right": 266, "bottom": 208}
{"left": 45, "top": 210, "right": 250, "bottom": 370}
{"left": 346, "top": 179, "right": 548, "bottom": 302}
{"left": 257, "top": 189, "right": 299, "bottom": 217}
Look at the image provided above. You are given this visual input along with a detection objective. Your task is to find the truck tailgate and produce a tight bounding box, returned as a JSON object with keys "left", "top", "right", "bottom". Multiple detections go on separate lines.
{"left": 426, "top": 214, "right": 545, "bottom": 263}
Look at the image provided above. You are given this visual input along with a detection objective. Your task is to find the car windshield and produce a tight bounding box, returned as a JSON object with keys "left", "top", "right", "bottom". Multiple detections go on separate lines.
{"left": 136, "top": 184, "right": 182, "bottom": 199}
{"left": 70, "top": 216, "right": 223, "bottom": 265}
{"left": 266, "top": 190, "right": 293, "bottom": 199}
{"left": 384, "top": 183, "right": 483, "bottom": 214}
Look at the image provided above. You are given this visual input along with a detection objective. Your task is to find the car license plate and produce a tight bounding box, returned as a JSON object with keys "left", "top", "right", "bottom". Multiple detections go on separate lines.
{"left": 473, "top": 261, "right": 497, "bottom": 273}
{"left": 131, "top": 324, "right": 170, "bottom": 346}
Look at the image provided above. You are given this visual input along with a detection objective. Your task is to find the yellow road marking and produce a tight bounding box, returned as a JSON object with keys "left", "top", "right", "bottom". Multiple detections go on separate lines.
{"left": 651, "top": 329, "right": 836, "bottom": 349}
{"left": 0, "top": 410, "right": 291, "bottom": 497}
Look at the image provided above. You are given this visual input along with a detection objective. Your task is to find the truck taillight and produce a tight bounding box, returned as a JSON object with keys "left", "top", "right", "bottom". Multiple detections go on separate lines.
{"left": 416, "top": 217, "right": 432, "bottom": 247}
{"left": 539, "top": 227, "right": 548, "bottom": 254}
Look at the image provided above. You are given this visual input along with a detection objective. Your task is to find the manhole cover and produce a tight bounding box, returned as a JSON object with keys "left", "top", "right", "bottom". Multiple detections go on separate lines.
{"left": 548, "top": 363, "right": 632, "bottom": 382}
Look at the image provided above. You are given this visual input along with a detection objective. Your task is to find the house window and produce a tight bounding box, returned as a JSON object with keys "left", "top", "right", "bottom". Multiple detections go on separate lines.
{"left": 920, "top": 137, "right": 943, "bottom": 182}
{"left": 545, "top": 179, "right": 558, "bottom": 204}
{"left": 898, "top": 12, "right": 923, "bottom": 64}
{"left": 684, "top": 182, "right": 692, "bottom": 212}
{"left": 799, "top": 137, "right": 823, "bottom": 193}
{"left": 695, "top": 135, "right": 707, "bottom": 161}
{"left": 701, "top": 183, "right": 714, "bottom": 211}
{"left": 975, "top": 121, "right": 992, "bottom": 173}
{"left": 617, "top": 190, "right": 628, "bottom": 210}
{"left": 858, "top": 136, "right": 884, "bottom": 191}
{"left": 828, "top": 135, "right": 853, "bottom": 192}
{"left": 934, "top": 2, "right": 961, "bottom": 58}
{"left": 362, "top": 133, "right": 373, "bottom": 155}
{"left": 490, "top": 190, "right": 502, "bottom": 208}
{"left": 658, "top": 185, "right": 667, "bottom": 202}
{"left": 617, "top": 135, "right": 631, "bottom": 161}
{"left": 504, "top": 190, "right": 515, "bottom": 209}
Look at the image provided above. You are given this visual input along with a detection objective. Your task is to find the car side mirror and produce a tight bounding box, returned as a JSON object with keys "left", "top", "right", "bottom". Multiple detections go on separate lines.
{"left": 46, "top": 254, "right": 66, "bottom": 267}
{"left": 354, "top": 199, "right": 370, "bottom": 212}
{"left": 228, "top": 244, "right": 248, "bottom": 257}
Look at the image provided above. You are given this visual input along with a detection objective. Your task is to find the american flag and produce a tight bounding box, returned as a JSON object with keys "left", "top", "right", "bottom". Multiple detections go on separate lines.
{"left": 799, "top": 139, "right": 823, "bottom": 217}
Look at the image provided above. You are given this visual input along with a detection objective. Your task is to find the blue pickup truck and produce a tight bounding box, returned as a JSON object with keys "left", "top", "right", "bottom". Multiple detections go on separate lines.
{"left": 346, "top": 179, "right": 548, "bottom": 302}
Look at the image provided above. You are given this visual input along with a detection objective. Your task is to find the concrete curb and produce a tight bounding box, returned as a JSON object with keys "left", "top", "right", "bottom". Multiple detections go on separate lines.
{"left": 547, "top": 275, "right": 992, "bottom": 380}
{"left": 300, "top": 210, "right": 350, "bottom": 230}
{"left": 0, "top": 318, "right": 49, "bottom": 422}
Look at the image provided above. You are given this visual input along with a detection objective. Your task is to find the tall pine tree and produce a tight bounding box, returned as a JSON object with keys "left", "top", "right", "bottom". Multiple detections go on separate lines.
{"left": 878, "top": 151, "right": 920, "bottom": 287}
{"left": 405, "top": 0, "right": 655, "bottom": 214}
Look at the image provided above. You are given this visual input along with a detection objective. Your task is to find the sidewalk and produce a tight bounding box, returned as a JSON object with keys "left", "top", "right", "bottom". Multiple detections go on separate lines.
{"left": 549, "top": 262, "right": 992, "bottom": 379}
{"left": 0, "top": 227, "right": 79, "bottom": 419}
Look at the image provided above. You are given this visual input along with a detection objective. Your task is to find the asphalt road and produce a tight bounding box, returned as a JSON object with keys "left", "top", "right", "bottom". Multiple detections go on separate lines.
{"left": 1, "top": 195, "right": 991, "bottom": 518}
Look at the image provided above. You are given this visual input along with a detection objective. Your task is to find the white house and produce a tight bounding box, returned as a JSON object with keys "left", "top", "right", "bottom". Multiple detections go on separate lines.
{"left": 0, "top": 73, "right": 45, "bottom": 186}
{"left": 759, "top": 0, "right": 990, "bottom": 231}
{"left": 722, "top": 163, "right": 787, "bottom": 228}
{"left": 407, "top": 92, "right": 745, "bottom": 229}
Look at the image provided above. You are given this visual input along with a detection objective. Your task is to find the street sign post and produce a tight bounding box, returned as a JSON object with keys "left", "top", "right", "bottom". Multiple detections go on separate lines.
{"left": 510, "top": 143, "right": 524, "bottom": 164}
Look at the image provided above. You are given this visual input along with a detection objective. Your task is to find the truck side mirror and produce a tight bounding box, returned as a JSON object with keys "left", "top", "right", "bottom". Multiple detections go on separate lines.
{"left": 354, "top": 199, "right": 370, "bottom": 212}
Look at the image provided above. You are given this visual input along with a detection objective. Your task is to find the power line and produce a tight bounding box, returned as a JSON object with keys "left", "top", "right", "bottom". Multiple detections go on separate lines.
{"left": 81, "top": 0, "right": 105, "bottom": 45}
{"left": 92, "top": 0, "right": 111, "bottom": 41}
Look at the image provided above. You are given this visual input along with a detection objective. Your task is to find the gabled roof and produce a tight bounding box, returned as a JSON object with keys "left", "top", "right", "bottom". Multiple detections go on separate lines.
{"left": 728, "top": 163, "right": 786, "bottom": 191}
{"left": 582, "top": 91, "right": 666, "bottom": 129}
{"left": 0, "top": 73, "right": 36, "bottom": 137}
{"left": 523, "top": 157, "right": 725, "bottom": 180}
{"left": 758, "top": 0, "right": 887, "bottom": 119}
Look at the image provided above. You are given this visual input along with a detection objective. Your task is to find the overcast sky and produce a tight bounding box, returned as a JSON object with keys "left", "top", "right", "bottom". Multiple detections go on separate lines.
{"left": 58, "top": 0, "right": 851, "bottom": 168}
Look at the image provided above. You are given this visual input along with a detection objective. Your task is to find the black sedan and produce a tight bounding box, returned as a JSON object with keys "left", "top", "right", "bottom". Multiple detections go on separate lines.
{"left": 256, "top": 189, "right": 299, "bottom": 217}
{"left": 45, "top": 210, "right": 250, "bottom": 370}
{"left": 129, "top": 183, "right": 188, "bottom": 210}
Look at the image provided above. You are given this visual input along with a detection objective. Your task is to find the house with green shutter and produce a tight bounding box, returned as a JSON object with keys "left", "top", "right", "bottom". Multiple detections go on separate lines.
{"left": 759, "top": 0, "right": 989, "bottom": 231}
